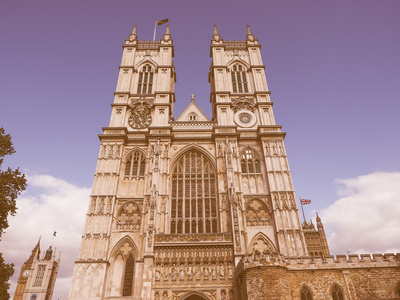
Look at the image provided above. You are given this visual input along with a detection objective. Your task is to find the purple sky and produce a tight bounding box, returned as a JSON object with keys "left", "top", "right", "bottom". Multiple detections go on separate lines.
{"left": 1, "top": 1, "right": 400, "bottom": 299}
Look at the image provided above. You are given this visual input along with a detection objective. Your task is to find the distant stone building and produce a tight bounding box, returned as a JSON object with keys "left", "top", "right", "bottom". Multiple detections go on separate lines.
{"left": 302, "top": 213, "right": 330, "bottom": 259}
{"left": 67, "top": 24, "right": 400, "bottom": 300}
{"left": 13, "top": 239, "right": 60, "bottom": 300}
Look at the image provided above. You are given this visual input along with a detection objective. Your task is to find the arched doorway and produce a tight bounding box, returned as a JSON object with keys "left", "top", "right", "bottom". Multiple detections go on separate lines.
{"left": 182, "top": 293, "right": 208, "bottom": 300}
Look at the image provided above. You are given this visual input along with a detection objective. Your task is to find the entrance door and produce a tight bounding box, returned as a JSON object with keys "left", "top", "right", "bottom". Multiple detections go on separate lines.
{"left": 183, "top": 294, "right": 208, "bottom": 300}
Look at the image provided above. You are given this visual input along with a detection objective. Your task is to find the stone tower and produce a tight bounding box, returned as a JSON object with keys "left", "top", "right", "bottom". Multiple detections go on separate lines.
{"left": 13, "top": 239, "right": 60, "bottom": 300}
{"left": 68, "top": 24, "right": 308, "bottom": 300}
{"left": 302, "top": 213, "right": 331, "bottom": 258}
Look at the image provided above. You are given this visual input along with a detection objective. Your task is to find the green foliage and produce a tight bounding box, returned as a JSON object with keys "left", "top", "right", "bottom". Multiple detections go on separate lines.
{"left": 0, "top": 253, "right": 14, "bottom": 300}
{"left": 0, "top": 128, "right": 27, "bottom": 299}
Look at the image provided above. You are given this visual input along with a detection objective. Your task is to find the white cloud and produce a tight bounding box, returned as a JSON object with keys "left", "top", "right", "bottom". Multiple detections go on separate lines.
{"left": 0, "top": 174, "right": 90, "bottom": 300}
{"left": 321, "top": 172, "right": 400, "bottom": 255}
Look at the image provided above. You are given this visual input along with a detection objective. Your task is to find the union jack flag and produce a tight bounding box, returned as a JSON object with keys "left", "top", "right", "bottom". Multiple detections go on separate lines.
{"left": 300, "top": 198, "right": 311, "bottom": 205}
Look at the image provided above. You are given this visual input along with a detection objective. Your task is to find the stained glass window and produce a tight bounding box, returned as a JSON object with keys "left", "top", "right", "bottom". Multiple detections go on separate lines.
{"left": 171, "top": 150, "right": 218, "bottom": 234}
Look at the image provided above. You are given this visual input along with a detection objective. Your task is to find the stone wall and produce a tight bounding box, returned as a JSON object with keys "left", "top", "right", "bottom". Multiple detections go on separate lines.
{"left": 235, "top": 253, "right": 400, "bottom": 300}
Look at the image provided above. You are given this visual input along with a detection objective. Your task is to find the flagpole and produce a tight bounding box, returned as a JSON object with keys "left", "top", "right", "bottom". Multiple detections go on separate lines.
{"left": 300, "top": 197, "right": 306, "bottom": 222}
{"left": 153, "top": 21, "right": 157, "bottom": 42}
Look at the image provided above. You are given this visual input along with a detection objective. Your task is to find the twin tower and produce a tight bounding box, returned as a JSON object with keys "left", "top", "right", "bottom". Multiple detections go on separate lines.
{"left": 67, "top": 24, "right": 313, "bottom": 300}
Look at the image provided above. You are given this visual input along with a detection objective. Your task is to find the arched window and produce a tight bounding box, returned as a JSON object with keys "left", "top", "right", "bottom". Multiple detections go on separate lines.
{"left": 137, "top": 64, "right": 154, "bottom": 94}
{"left": 241, "top": 148, "right": 261, "bottom": 174}
{"left": 300, "top": 286, "right": 313, "bottom": 300}
{"left": 125, "top": 151, "right": 146, "bottom": 178}
{"left": 231, "top": 64, "right": 248, "bottom": 93}
{"left": 171, "top": 150, "right": 218, "bottom": 234}
{"left": 331, "top": 284, "right": 345, "bottom": 300}
{"left": 122, "top": 255, "right": 135, "bottom": 296}
{"left": 188, "top": 113, "right": 198, "bottom": 121}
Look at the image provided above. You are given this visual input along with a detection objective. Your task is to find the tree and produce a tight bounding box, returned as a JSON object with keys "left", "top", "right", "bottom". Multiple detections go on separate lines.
{"left": 0, "top": 128, "right": 27, "bottom": 299}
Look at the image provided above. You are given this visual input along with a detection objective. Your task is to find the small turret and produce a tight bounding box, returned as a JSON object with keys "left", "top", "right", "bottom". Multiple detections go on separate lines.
{"left": 246, "top": 24, "right": 258, "bottom": 44}
{"left": 161, "top": 24, "right": 172, "bottom": 43}
{"left": 126, "top": 24, "right": 137, "bottom": 43}
{"left": 211, "top": 24, "right": 223, "bottom": 44}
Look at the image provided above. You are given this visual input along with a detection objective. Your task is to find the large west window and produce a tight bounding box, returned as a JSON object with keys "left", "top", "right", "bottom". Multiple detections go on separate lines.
{"left": 231, "top": 64, "right": 248, "bottom": 93}
{"left": 171, "top": 150, "right": 218, "bottom": 234}
{"left": 137, "top": 64, "right": 154, "bottom": 94}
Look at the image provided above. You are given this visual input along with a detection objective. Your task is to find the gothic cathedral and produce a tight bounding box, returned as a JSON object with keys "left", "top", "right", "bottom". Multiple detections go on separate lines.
{"left": 68, "top": 24, "right": 400, "bottom": 300}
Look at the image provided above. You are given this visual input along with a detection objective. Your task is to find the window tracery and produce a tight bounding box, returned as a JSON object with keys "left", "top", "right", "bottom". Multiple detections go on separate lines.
{"left": 250, "top": 233, "right": 275, "bottom": 255}
{"left": 331, "top": 284, "right": 345, "bottom": 300}
{"left": 33, "top": 265, "right": 46, "bottom": 287}
{"left": 116, "top": 202, "right": 141, "bottom": 230}
{"left": 125, "top": 151, "right": 146, "bottom": 178}
{"left": 137, "top": 64, "right": 154, "bottom": 94}
{"left": 171, "top": 150, "right": 218, "bottom": 234}
{"left": 241, "top": 148, "right": 262, "bottom": 175}
{"left": 246, "top": 199, "right": 270, "bottom": 226}
{"left": 300, "top": 286, "right": 313, "bottom": 300}
{"left": 231, "top": 64, "right": 248, "bottom": 93}
{"left": 111, "top": 240, "right": 136, "bottom": 297}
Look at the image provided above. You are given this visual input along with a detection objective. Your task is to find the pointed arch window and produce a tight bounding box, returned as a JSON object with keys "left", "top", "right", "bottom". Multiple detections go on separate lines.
{"left": 171, "top": 150, "right": 218, "bottom": 234}
{"left": 300, "top": 286, "right": 313, "bottom": 300}
{"left": 125, "top": 151, "right": 146, "bottom": 178}
{"left": 331, "top": 284, "right": 345, "bottom": 300}
{"left": 122, "top": 255, "right": 135, "bottom": 296}
{"left": 33, "top": 265, "right": 46, "bottom": 287}
{"left": 241, "top": 148, "right": 262, "bottom": 174}
{"left": 137, "top": 64, "right": 154, "bottom": 94}
{"left": 231, "top": 64, "right": 248, "bottom": 93}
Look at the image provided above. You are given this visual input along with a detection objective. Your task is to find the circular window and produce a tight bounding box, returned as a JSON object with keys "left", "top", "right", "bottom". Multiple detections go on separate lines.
{"left": 239, "top": 113, "right": 252, "bottom": 124}
{"left": 234, "top": 110, "right": 256, "bottom": 128}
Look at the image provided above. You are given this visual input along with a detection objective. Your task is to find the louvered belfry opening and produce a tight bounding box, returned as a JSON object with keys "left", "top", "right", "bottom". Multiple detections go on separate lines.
{"left": 171, "top": 150, "right": 218, "bottom": 234}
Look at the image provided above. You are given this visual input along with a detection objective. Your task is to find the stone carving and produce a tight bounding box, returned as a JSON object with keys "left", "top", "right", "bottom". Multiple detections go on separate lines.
{"left": 128, "top": 97, "right": 153, "bottom": 129}
{"left": 246, "top": 199, "right": 270, "bottom": 226}
{"left": 231, "top": 96, "right": 256, "bottom": 112}
{"left": 116, "top": 202, "right": 141, "bottom": 230}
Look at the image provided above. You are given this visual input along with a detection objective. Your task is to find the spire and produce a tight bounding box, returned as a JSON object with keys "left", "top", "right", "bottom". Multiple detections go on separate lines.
{"left": 127, "top": 24, "right": 137, "bottom": 42}
{"left": 26, "top": 237, "right": 41, "bottom": 263}
{"left": 161, "top": 24, "right": 172, "bottom": 44}
{"left": 211, "top": 24, "right": 223, "bottom": 43}
{"left": 162, "top": 24, "right": 171, "bottom": 40}
{"left": 214, "top": 24, "right": 219, "bottom": 35}
{"left": 246, "top": 24, "right": 257, "bottom": 43}
{"left": 316, "top": 212, "right": 321, "bottom": 223}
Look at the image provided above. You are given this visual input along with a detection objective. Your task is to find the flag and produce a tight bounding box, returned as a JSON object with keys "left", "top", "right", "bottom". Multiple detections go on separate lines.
{"left": 157, "top": 19, "right": 169, "bottom": 26}
{"left": 300, "top": 198, "right": 311, "bottom": 205}
{"left": 53, "top": 231, "right": 57, "bottom": 237}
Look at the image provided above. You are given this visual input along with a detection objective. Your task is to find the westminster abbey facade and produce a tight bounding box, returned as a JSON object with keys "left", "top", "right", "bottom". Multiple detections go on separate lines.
{"left": 68, "top": 25, "right": 400, "bottom": 300}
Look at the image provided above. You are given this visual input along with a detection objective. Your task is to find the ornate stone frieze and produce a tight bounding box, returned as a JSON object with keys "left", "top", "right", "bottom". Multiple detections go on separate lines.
{"left": 231, "top": 96, "right": 256, "bottom": 113}
{"left": 154, "top": 233, "right": 232, "bottom": 243}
